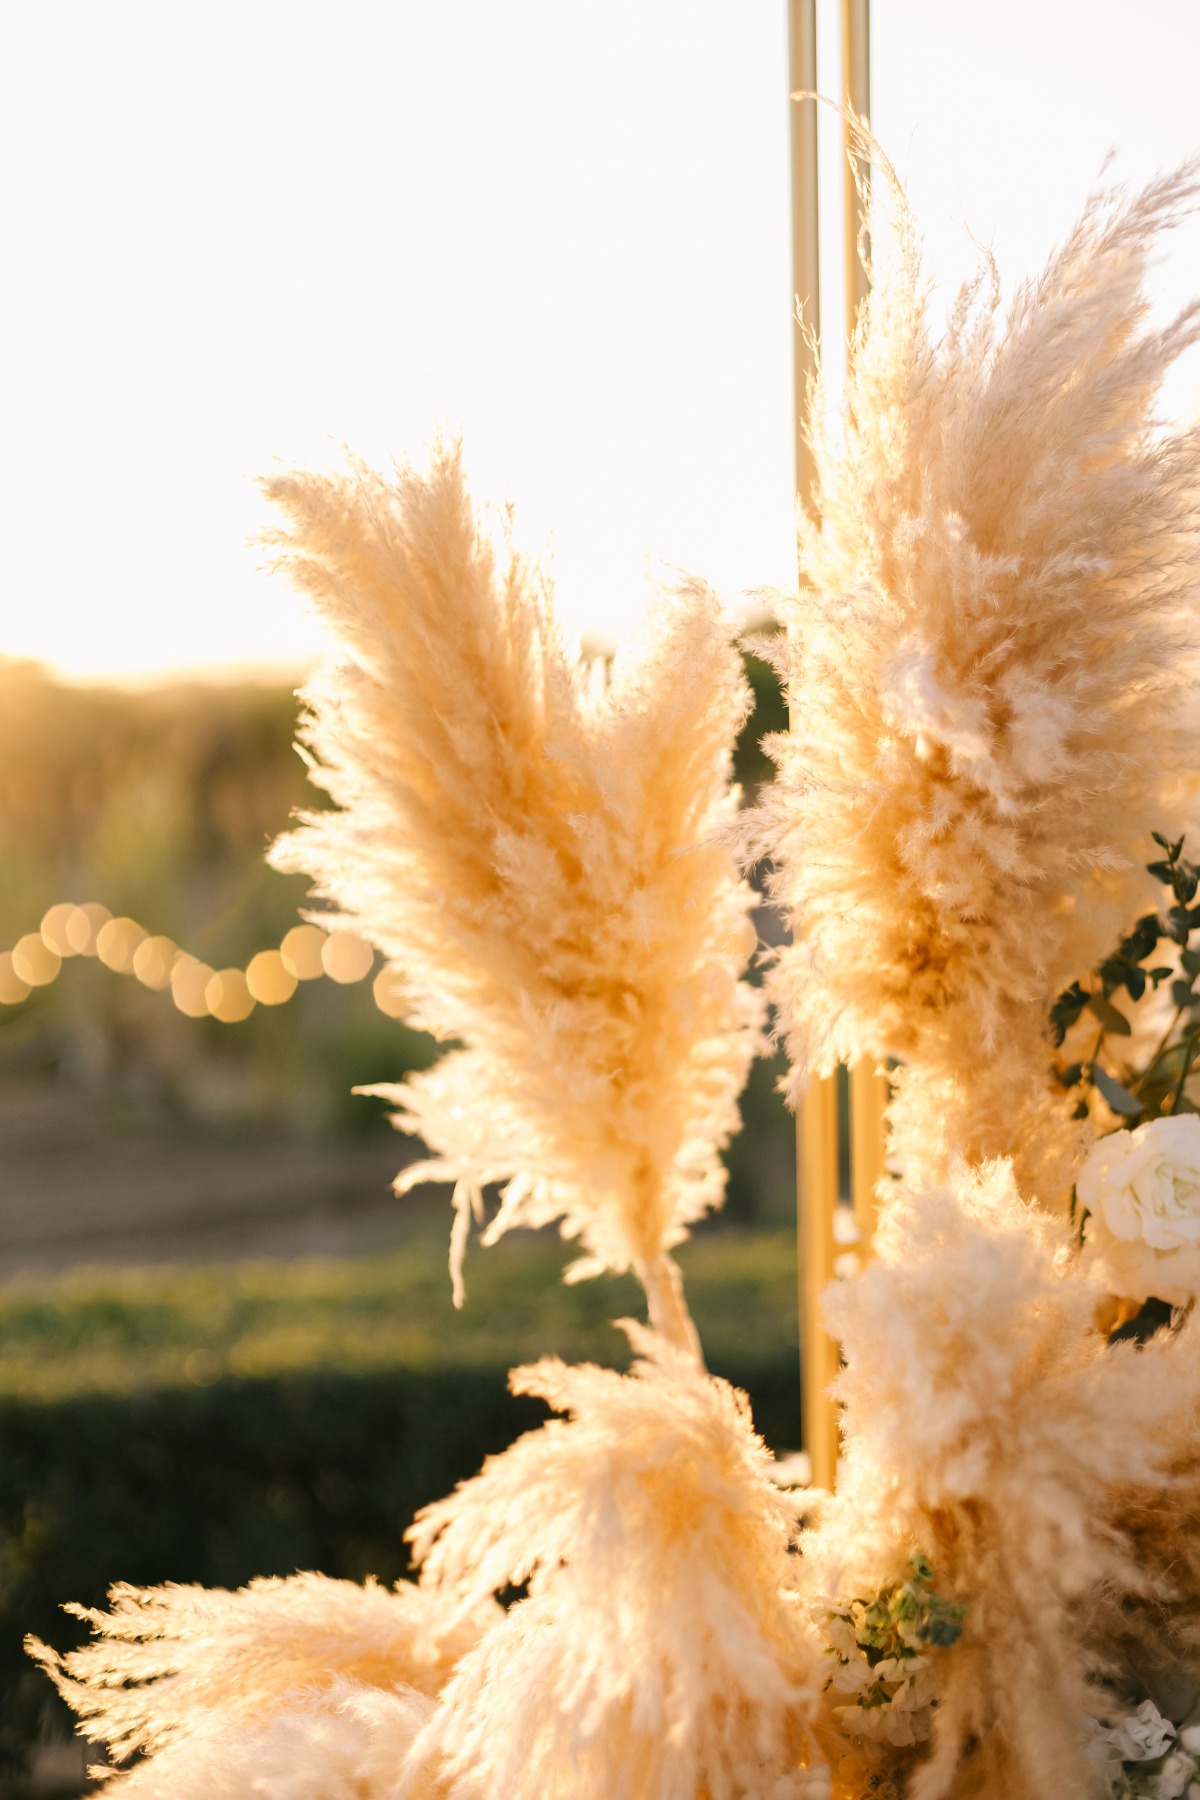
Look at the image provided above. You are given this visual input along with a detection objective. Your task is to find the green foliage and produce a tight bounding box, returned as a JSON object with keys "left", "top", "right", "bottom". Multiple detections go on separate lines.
{"left": 829, "top": 1555, "right": 967, "bottom": 1673}
{"left": 1053, "top": 835, "right": 1200, "bottom": 1127}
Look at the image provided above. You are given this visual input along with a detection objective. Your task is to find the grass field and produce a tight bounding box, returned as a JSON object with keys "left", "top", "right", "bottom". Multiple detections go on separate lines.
{"left": 0, "top": 1219, "right": 800, "bottom": 1402}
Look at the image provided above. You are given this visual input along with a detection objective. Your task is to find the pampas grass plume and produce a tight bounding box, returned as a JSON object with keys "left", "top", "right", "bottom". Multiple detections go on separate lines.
{"left": 265, "top": 446, "right": 763, "bottom": 1349}
{"left": 753, "top": 144, "right": 1200, "bottom": 1200}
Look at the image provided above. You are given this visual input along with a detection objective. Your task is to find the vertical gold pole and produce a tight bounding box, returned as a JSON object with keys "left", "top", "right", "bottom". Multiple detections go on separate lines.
{"left": 788, "top": 0, "right": 840, "bottom": 1489}
{"left": 788, "top": 0, "right": 820, "bottom": 511}
{"left": 841, "top": 0, "right": 885, "bottom": 1266}
{"left": 801, "top": 1074, "right": 841, "bottom": 1487}
{"left": 841, "top": 0, "right": 871, "bottom": 335}
{"left": 850, "top": 1060, "right": 888, "bottom": 1249}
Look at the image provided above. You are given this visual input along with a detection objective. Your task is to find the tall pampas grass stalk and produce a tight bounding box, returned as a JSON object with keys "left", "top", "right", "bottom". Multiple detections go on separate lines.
{"left": 750, "top": 137, "right": 1200, "bottom": 1201}
{"left": 265, "top": 445, "right": 763, "bottom": 1352}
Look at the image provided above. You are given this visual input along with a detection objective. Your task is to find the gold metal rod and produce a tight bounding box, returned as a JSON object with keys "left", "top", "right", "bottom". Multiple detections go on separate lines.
{"left": 801, "top": 1071, "right": 841, "bottom": 1488}
{"left": 788, "top": 0, "right": 820, "bottom": 512}
{"left": 841, "top": 0, "right": 871, "bottom": 336}
{"left": 850, "top": 1059, "right": 888, "bottom": 1249}
{"left": 788, "top": 0, "right": 841, "bottom": 1486}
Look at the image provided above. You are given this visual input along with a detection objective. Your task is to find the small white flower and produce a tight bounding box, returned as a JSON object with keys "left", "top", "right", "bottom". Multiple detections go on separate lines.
{"left": 1079, "top": 1116, "right": 1200, "bottom": 1305}
{"left": 1156, "top": 1752, "right": 1199, "bottom": 1800}
{"left": 1106, "top": 1699, "right": 1178, "bottom": 1762}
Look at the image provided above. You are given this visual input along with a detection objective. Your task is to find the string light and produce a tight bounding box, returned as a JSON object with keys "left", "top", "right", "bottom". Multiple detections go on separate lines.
{"left": 0, "top": 904, "right": 394, "bottom": 1022}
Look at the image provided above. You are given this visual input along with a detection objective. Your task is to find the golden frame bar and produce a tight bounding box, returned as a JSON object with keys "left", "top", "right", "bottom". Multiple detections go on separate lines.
{"left": 788, "top": 0, "right": 881, "bottom": 1489}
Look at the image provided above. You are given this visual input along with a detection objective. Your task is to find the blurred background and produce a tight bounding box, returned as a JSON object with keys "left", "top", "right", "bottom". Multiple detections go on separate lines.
{"left": 4, "top": 0, "right": 1200, "bottom": 1788}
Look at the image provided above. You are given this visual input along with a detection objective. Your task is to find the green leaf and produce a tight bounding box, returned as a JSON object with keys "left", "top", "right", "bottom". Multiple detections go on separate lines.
{"left": 1172, "top": 978, "right": 1195, "bottom": 1010}
{"left": 1092, "top": 1064, "right": 1143, "bottom": 1116}
{"left": 1049, "top": 982, "right": 1090, "bottom": 1047}
{"left": 1181, "top": 949, "right": 1200, "bottom": 977}
{"left": 1087, "top": 992, "right": 1132, "bottom": 1036}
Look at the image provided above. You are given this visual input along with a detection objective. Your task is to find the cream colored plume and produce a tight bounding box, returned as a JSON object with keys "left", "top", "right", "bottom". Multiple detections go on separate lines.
{"left": 802, "top": 1160, "right": 1200, "bottom": 1800}
{"left": 265, "top": 446, "right": 762, "bottom": 1350}
{"left": 28, "top": 1571, "right": 491, "bottom": 1797}
{"left": 404, "top": 1326, "right": 824, "bottom": 1800}
{"left": 752, "top": 145, "right": 1200, "bottom": 1198}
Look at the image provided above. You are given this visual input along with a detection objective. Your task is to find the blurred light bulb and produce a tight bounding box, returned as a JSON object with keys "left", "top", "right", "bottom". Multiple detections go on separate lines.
{"left": 171, "top": 955, "right": 214, "bottom": 1018}
{"left": 40, "top": 902, "right": 78, "bottom": 957}
{"left": 12, "top": 933, "right": 61, "bottom": 987}
{"left": 206, "top": 968, "right": 255, "bottom": 1023}
{"left": 280, "top": 924, "right": 327, "bottom": 980}
{"left": 96, "top": 917, "right": 147, "bottom": 973}
{"left": 133, "top": 935, "right": 178, "bottom": 990}
{"left": 246, "top": 949, "right": 297, "bottom": 1006}
{"left": 66, "top": 901, "right": 113, "bottom": 956}
{"left": 322, "top": 930, "right": 374, "bottom": 985}
{"left": 0, "top": 953, "right": 32, "bottom": 1006}
{"left": 372, "top": 965, "right": 409, "bottom": 1019}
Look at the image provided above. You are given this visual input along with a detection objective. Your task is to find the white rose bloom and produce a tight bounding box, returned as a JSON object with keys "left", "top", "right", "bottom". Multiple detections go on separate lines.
{"left": 1079, "top": 1116, "right": 1200, "bottom": 1306}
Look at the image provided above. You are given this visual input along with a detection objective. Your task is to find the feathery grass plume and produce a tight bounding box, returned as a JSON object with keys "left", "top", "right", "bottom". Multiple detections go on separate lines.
{"left": 751, "top": 139, "right": 1200, "bottom": 1199}
{"left": 801, "top": 1161, "right": 1200, "bottom": 1800}
{"left": 43, "top": 1683, "right": 442, "bottom": 1800}
{"left": 265, "top": 446, "right": 762, "bottom": 1352}
{"left": 403, "top": 1325, "right": 825, "bottom": 1799}
{"left": 29, "top": 1571, "right": 491, "bottom": 1784}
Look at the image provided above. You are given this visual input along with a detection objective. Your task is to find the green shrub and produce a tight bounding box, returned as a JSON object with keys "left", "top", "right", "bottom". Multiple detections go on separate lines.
{"left": 0, "top": 1228, "right": 800, "bottom": 1774}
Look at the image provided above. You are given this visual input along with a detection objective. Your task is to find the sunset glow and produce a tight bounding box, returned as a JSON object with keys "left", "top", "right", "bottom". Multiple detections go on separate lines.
{"left": 5, "top": 1, "right": 1200, "bottom": 682}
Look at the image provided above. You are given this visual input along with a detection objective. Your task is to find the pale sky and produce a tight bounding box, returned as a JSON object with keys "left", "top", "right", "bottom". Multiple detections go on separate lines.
{"left": 4, "top": 1, "right": 1200, "bottom": 682}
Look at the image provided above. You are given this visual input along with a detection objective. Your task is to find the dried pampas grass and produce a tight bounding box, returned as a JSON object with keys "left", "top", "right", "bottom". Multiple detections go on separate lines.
{"left": 404, "top": 1325, "right": 824, "bottom": 1799}
{"left": 266, "top": 446, "right": 762, "bottom": 1348}
{"left": 752, "top": 143, "right": 1200, "bottom": 1199}
{"left": 28, "top": 1572, "right": 491, "bottom": 1792}
{"left": 802, "top": 1160, "right": 1200, "bottom": 1799}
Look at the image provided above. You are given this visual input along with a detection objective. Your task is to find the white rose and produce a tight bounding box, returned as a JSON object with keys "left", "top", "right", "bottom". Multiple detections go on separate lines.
{"left": 1079, "top": 1115, "right": 1200, "bottom": 1306}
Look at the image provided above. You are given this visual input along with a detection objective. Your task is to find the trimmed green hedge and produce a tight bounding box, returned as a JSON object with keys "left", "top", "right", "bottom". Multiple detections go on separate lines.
{"left": 0, "top": 1229, "right": 800, "bottom": 1774}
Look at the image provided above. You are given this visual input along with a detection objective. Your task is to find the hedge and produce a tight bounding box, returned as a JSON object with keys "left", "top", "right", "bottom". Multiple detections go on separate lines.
{"left": 0, "top": 1227, "right": 800, "bottom": 1776}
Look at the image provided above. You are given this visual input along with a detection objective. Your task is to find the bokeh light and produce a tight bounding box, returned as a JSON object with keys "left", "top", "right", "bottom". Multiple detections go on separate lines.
{"left": 0, "top": 954, "right": 31, "bottom": 1006}
{"left": 66, "top": 902, "right": 112, "bottom": 956}
{"left": 321, "top": 930, "right": 374, "bottom": 985}
{"left": 12, "top": 933, "right": 60, "bottom": 987}
{"left": 170, "top": 955, "right": 215, "bottom": 1019}
{"left": 280, "top": 924, "right": 327, "bottom": 981}
{"left": 40, "top": 903, "right": 77, "bottom": 957}
{"left": 206, "top": 968, "right": 255, "bottom": 1023}
{"left": 96, "top": 917, "right": 147, "bottom": 974}
{"left": 246, "top": 949, "right": 297, "bottom": 1006}
{"left": 372, "top": 966, "right": 409, "bottom": 1019}
{"left": 133, "top": 936, "right": 178, "bottom": 991}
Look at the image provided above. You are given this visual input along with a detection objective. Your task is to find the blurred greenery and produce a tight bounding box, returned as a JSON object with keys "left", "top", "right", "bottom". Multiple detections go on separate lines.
{"left": 0, "top": 648, "right": 799, "bottom": 1782}
{"left": 0, "top": 1227, "right": 799, "bottom": 1775}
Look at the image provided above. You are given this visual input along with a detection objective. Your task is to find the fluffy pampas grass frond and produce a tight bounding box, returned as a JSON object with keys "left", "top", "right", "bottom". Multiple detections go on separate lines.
{"left": 265, "top": 446, "right": 762, "bottom": 1350}
{"left": 29, "top": 1572, "right": 492, "bottom": 1797}
{"left": 802, "top": 1161, "right": 1200, "bottom": 1800}
{"left": 752, "top": 142, "right": 1200, "bottom": 1200}
{"left": 403, "top": 1325, "right": 825, "bottom": 1800}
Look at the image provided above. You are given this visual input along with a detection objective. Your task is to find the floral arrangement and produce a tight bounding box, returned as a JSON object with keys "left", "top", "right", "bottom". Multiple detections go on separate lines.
{"left": 27, "top": 137, "right": 1200, "bottom": 1799}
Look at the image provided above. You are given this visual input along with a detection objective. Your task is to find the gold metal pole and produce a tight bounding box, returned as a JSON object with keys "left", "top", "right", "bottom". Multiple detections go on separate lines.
{"left": 788, "top": 0, "right": 820, "bottom": 510}
{"left": 788, "top": 0, "right": 840, "bottom": 1489}
{"left": 801, "top": 1068, "right": 841, "bottom": 1488}
{"left": 841, "top": 0, "right": 871, "bottom": 334}
{"left": 790, "top": 0, "right": 878, "bottom": 1488}
{"left": 850, "top": 1059, "right": 888, "bottom": 1249}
